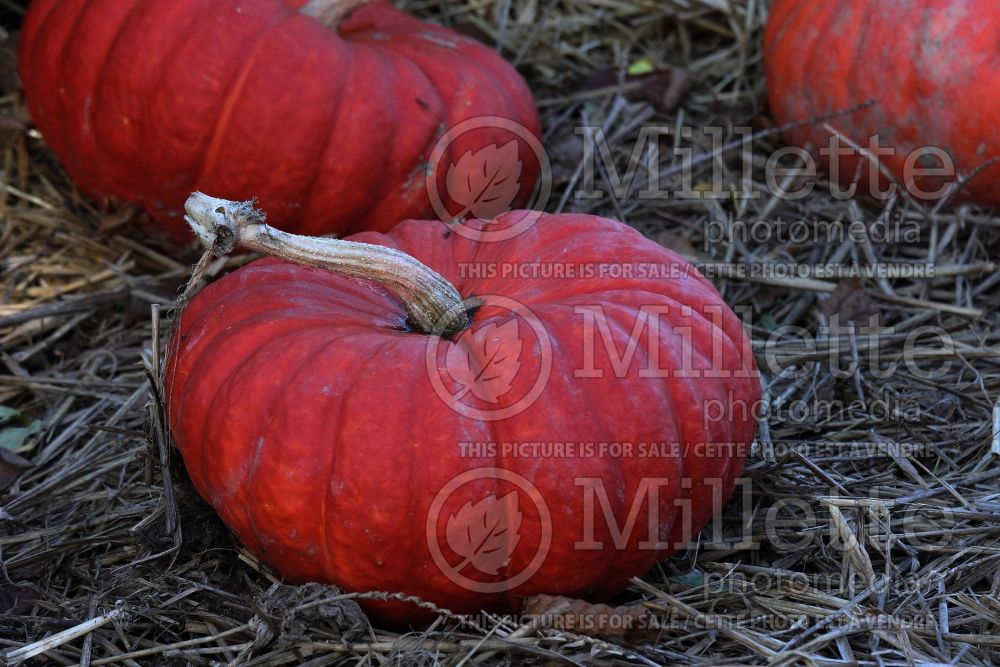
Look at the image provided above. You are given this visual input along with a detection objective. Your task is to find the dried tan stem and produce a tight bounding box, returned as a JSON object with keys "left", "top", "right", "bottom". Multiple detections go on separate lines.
{"left": 183, "top": 193, "right": 469, "bottom": 337}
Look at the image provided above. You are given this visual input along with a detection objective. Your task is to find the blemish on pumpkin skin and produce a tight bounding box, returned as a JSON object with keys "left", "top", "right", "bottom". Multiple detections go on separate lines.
{"left": 421, "top": 33, "right": 457, "bottom": 49}
{"left": 402, "top": 160, "right": 427, "bottom": 191}
{"left": 249, "top": 436, "right": 267, "bottom": 476}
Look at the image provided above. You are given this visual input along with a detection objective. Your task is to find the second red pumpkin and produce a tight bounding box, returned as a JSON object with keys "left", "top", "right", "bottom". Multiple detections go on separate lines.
{"left": 19, "top": 0, "right": 541, "bottom": 240}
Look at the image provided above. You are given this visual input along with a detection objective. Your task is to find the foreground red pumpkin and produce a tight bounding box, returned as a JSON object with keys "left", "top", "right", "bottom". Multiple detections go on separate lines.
{"left": 19, "top": 0, "right": 540, "bottom": 240}
{"left": 165, "top": 195, "right": 759, "bottom": 623}
{"left": 764, "top": 0, "right": 1000, "bottom": 205}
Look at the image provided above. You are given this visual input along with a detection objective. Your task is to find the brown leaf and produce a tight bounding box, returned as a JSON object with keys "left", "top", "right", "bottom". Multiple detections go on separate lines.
{"left": 817, "top": 277, "right": 876, "bottom": 326}
{"left": 521, "top": 594, "right": 661, "bottom": 642}
{"left": 258, "top": 582, "right": 367, "bottom": 642}
{"left": 583, "top": 66, "right": 691, "bottom": 113}
{"left": 0, "top": 583, "right": 36, "bottom": 615}
{"left": 0, "top": 448, "right": 31, "bottom": 492}
{"left": 753, "top": 286, "right": 782, "bottom": 311}
{"left": 656, "top": 229, "right": 695, "bottom": 257}
{"left": 0, "top": 113, "right": 27, "bottom": 132}
{"left": 449, "top": 22, "right": 494, "bottom": 46}
{"left": 548, "top": 133, "right": 585, "bottom": 183}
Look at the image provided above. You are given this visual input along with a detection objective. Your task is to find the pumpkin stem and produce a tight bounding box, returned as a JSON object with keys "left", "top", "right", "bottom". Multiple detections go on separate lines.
{"left": 299, "top": 0, "right": 376, "bottom": 29}
{"left": 183, "top": 193, "right": 470, "bottom": 337}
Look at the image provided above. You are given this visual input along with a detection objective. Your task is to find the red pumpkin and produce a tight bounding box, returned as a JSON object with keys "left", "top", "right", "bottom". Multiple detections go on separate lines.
{"left": 165, "top": 197, "right": 759, "bottom": 624}
{"left": 19, "top": 0, "right": 540, "bottom": 240}
{"left": 764, "top": 0, "right": 1000, "bottom": 205}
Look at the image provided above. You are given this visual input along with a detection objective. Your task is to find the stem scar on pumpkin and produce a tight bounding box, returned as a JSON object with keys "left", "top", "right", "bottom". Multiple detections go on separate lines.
{"left": 183, "top": 192, "right": 471, "bottom": 339}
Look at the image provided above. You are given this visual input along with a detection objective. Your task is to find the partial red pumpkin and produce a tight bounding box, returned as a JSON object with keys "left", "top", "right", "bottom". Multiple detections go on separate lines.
{"left": 165, "top": 204, "right": 760, "bottom": 623}
{"left": 765, "top": 0, "right": 1000, "bottom": 205}
{"left": 19, "top": 0, "right": 540, "bottom": 239}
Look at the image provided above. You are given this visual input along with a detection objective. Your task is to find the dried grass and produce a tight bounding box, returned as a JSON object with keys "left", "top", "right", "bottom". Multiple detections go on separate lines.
{"left": 1, "top": 0, "right": 999, "bottom": 665}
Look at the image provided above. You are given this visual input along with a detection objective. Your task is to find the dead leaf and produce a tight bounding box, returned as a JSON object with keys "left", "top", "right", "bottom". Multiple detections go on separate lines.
{"left": 0, "top": 583, "right": 36, "bottom": 615}
{"left": 548, "top": 133, "right": 585, "bottom": 184}
{"left": 522, "top": 594, "right": 661, "bottom": 641}
{"left": 258, "top": 582, "right": 367, "bottom": 642}
{"left": 0, "top": 406, "right": 42, "bottom": 454}
{"left": 0, "top": 448, "right": 31, "bottom": 492}
{"left": 817, "top": 277, "right": 876, "bottom": 326}
{"left": 753, "top": 286, "right": 782, "bottom": 311}
{"left": 583, "top": 65, "right": 691, "bottom": 113}
{"left": 656, "top": 229, "right": 695, "bottom": 257}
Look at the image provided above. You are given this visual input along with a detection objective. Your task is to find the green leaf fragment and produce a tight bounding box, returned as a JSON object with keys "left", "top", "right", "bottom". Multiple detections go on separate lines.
{"left": 627, "top": 57, "right": 656, "bottom": 76}
{"left": 0, "top": 406, "right": 41, "bottom": 453}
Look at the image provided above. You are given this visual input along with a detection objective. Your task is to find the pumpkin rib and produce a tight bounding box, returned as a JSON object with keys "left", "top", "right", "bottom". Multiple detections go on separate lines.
{"left": 542, "top": 287, "right": 748, "bottom": 373}
{"left": 333, "top": 8, "right": 534, "bottom": 232}
{"left": 471, "top": 321, "right": 595, "bottom": 602}
{"left": 186, "top": 330, "right": 302, "bottom": 554}
{"left": 18, "top": 0, "right": 64, "bottom": 112}
{"left": 137, "top": 1, "right": 239, "bottom": 203}
{"left": 192, "top": 12, "right": 298, "bottom": 194}
{"left": 267, "top": 329, "right": 383, "bottom": 580}
{"left": 396, "top": 27, "right": 526, "bottom": 132}
{"left": 190, "top": 323, "right": 390, "bottom": 560}
{"left": 40, "top": 0, "right": 110, "bottom": 183}
{"left": 362, "top": 42, "right": 452, "bottom": 229}
{"left": 336, "top": 44, "right": 412, "bottom": 233}
{"left": 611, "top": 291, "right": 731, "bottom": 497}
{"left": 294, "top": 48, "right": 355, "bottom": 234}
{"left": 177, "top": 319, "right": 385, "bottom": 498}
{"left": 172, "top": 308, "right": 372, "bottom": 410}
{"left": 85, "top": 0, "right": 167, "bottom": 196}
{"left": 481, "top": 362, "right": 524, "bottom": 613}
{"left": 482, "top": 322, "right": 622, "bottom": 603}
{"left": 380, "top": 334, "right": 488, "bottom": 603}
{"left": 583, "top": 301, "right": 681, "bottom": 595}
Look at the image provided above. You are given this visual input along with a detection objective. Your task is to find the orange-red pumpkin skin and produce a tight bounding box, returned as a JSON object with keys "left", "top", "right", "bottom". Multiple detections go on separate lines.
{"left": 765, "top": 0, "right": 1000, "bottom": 205}
{"left": 165, "top": 212, "right": 760, "bottom": 623}
{"left": 19, "top": 0, "right": 540, "bottom": 240}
